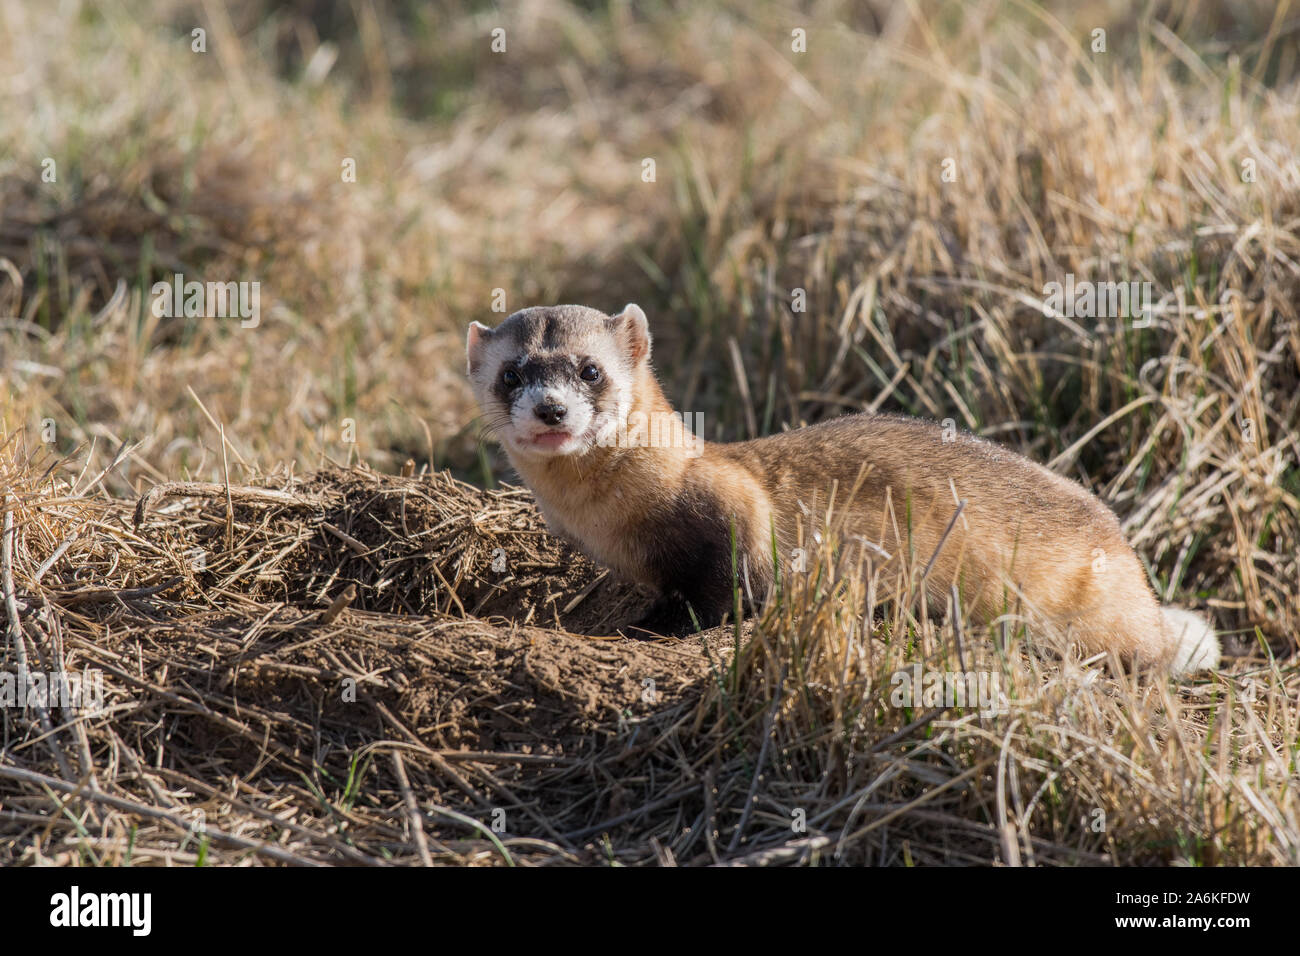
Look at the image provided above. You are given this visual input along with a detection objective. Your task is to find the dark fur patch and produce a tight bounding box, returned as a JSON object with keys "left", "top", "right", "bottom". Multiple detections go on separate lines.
{"left": 632, "top": 487, "right": 771, "bottom": 633}
{"left": 497, "top": 305, "right": 608, "bottom": 352}
{"left": 486, "top": 307, "right": 617, "bottom": 407}
{"left": 489, "top": 353, "right": 610, "bottom": 408}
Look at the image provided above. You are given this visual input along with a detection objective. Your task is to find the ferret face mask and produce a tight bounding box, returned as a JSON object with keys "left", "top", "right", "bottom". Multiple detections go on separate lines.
{"left": 466, "top": 303, "right": 650, "bottom": 459}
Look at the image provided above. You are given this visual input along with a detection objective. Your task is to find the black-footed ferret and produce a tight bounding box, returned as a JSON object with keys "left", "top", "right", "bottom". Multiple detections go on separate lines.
{"left": 466, "top": 303, "right": 1219, "bottom": 674}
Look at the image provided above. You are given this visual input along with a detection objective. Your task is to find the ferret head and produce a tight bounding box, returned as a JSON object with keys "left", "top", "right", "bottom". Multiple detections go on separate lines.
{"left": 466, "top": 304, "right": 651, "bottom": 459}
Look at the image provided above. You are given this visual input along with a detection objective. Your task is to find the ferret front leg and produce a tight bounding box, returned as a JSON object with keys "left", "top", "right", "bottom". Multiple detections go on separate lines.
{"left": 628, "top": 577, "right": 738, "bottom": 637}
{"left": 626, "top": 593, "right": 701, "bottom": 637}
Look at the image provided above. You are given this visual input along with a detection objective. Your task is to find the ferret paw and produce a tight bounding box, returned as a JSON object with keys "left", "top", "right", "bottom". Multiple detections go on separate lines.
{"left": 625, "top": 596, "right": 702, "bottom": 638}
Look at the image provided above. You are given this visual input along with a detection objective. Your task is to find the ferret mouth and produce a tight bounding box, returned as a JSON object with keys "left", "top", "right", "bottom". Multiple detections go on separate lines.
{"left": 525, "top": 429, "right": 575, "bottom": 450}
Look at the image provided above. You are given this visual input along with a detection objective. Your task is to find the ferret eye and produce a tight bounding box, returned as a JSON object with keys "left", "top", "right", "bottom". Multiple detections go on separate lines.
{"left": 501, "top": 368, "right": 522, "bottom": 389}
{"left": 580, "top": 364, "right": 601, "bottom": 383}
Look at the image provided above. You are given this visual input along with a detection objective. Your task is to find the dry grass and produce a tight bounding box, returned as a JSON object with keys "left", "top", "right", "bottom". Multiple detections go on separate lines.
{"left": 1, "top": 0, "right": 1298, "bottom": 865}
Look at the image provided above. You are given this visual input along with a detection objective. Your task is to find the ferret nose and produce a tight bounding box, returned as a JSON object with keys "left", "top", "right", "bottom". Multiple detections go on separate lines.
{"left": 534, "top": 403, "right": 567, "bottom": 426}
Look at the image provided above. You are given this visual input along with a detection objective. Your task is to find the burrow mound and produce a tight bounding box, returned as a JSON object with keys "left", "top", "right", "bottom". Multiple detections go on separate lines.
{"left": 3, "top": 465, "right": 742, "bottom": 865}
{"left": 131, "top": 466, "right": 656, "bottom": 632}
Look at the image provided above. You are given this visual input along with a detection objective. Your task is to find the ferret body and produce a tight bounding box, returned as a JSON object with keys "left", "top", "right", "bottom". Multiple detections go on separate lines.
{"left": 466, "top": 303, "right": 1219, "bottom": 674}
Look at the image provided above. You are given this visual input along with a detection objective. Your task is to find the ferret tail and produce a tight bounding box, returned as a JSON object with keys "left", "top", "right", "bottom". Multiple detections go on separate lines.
{"left": 1161, "top": 607, "right": 1221, "bottom": 674}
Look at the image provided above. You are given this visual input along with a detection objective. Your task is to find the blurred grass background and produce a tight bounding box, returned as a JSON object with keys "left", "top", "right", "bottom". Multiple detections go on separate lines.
{"left": 2, "top": 0, "right": 1298, "bottom": 648}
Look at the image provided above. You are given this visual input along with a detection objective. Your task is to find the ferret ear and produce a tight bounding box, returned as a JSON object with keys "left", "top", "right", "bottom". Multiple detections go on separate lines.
{"left": 610, "top": 303, "right": 651, "bottom": 365}
{"left": 466, "top": 321, "right": 493, "bottom": 375}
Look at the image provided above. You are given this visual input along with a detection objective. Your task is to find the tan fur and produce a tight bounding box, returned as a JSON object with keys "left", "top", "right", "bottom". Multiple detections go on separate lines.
{"left": 467, "top": 304, "right": 1218, "bottom": 673}
{"left": 719, "top": 416, "right": 1176, "bottom": 663}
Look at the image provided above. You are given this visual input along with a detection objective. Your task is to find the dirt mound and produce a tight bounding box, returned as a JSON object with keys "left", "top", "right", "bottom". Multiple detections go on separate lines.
{"left": 131, "top": 467, "right": 655, "bottom": 633}
{"left": 0, "top": 460, "right": 746, "bottom": 865}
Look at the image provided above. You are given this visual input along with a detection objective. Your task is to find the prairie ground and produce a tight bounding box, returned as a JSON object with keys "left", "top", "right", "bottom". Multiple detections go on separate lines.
{"left": 1, "top": 0, "right": 1298, "bottom": 865}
